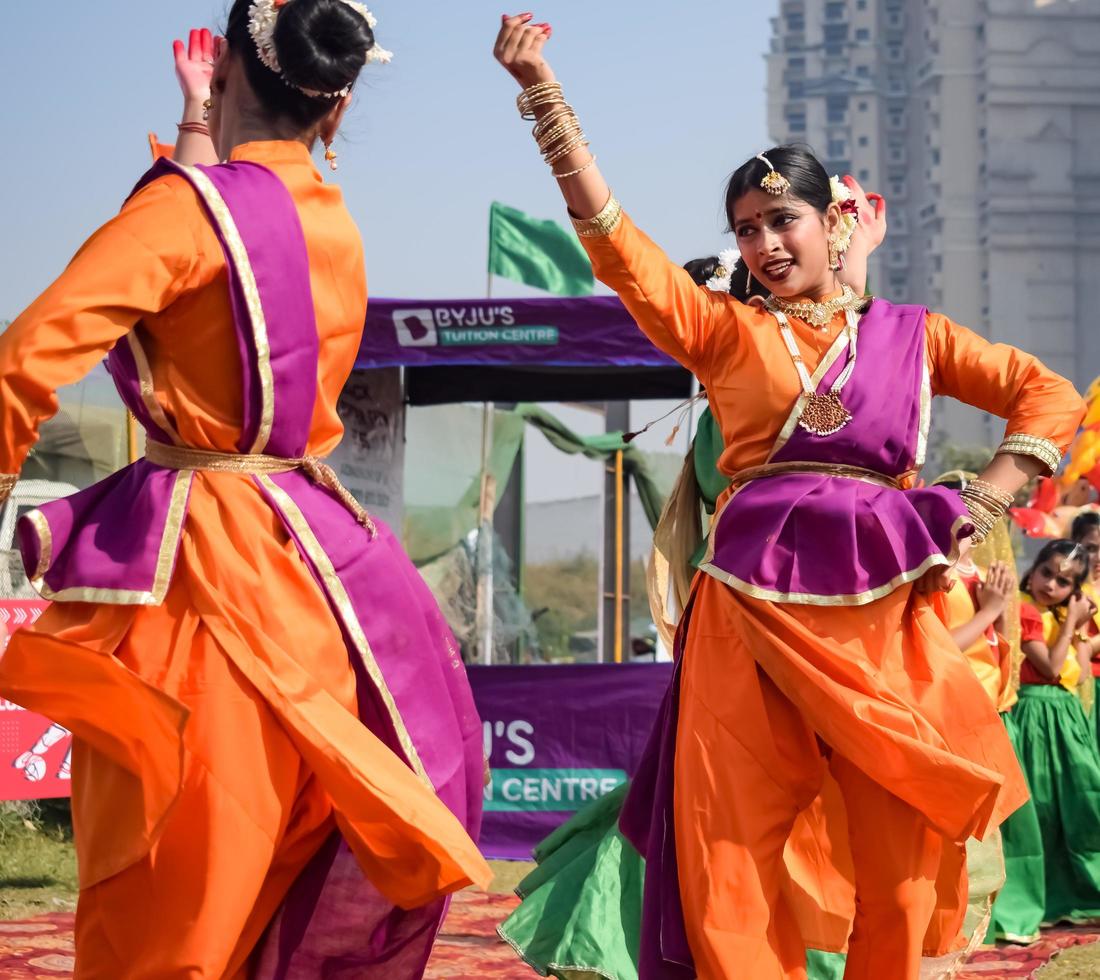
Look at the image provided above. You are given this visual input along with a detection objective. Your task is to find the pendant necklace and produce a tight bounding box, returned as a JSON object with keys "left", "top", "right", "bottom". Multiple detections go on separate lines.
{"left": 773, "top": 307, "right": 860, "bottom": 437}
{"left": 766, "top": 283, "right": 863, "bottom": 329}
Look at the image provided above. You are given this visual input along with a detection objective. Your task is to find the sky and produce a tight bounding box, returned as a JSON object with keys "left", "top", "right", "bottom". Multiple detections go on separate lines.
{"left": 0, "top": 1, "right": 774, "bottom": 501}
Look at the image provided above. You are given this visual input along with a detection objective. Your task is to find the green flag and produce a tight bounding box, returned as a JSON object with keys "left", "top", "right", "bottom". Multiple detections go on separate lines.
{"left": 488, "top": 201, "right": 594, "bottom": 297}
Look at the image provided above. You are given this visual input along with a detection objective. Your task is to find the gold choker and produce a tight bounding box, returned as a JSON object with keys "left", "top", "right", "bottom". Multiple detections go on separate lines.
{"left": 766, "top": 284, "right": 864, "bottom": 328}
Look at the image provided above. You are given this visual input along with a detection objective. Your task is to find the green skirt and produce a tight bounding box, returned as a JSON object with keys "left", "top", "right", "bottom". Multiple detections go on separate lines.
{"left": 1012, "top": 685, "right": 1100, "bottom": 924}
{"left": 496, "top": 781, "right": 845, "bottom": 980}
{"left": 1093, "top": 688, "right": 1100, "bottom": 754}
{"left": 987, "top": 711, "right": 1045, "bottom": 942}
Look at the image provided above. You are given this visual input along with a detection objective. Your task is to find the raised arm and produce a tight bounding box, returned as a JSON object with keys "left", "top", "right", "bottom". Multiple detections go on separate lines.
{"left": 172, "top": 28, "right": 220, "bottom": 167}
{"left": 0, "top": 180, "right": 199, "bottom": 486}
{"left": 492, "top": 14, "right": 731, "bottom": 376}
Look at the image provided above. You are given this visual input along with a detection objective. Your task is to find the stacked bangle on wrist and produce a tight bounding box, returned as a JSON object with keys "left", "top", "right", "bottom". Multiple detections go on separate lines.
{"left": 959, "top": 479, "right": 1016, "bottom": 545}
{"left": 177, "top": 122, "right": 210, "bottom": 137}
{"left": 517, "top": 81, "right": 593, "bottom": 178}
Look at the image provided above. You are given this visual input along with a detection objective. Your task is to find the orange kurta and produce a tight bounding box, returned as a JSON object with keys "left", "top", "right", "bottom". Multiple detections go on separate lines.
{"left": 0, "top": 142, "right": 490, "bottom": 977}
{"left": 579, "top": 207, "right": 1083, "bottom": 979}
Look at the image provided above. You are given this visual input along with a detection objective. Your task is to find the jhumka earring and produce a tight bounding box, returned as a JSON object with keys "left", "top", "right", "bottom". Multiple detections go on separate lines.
{"left": 745, "top": 263, "right": 753, "bottom": 294}
{"left": 324, "top": 141, "right": 338, "bottom": 173}
{"left": 202, "top": 98, "right": 213, "bottom": 122}
{"left": 828, "top": 236, "right": 842, "bottom": 272}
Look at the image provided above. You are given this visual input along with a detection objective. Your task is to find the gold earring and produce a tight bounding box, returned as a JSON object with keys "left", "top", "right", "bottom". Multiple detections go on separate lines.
{"left": 202, "top": 98, "right": 212, "bottom": 122}
{"left": 828, "top": 237, "right": 842, "bottom": 272}
{"left": 324, "top": 142, "right": 338, "bottom": 173}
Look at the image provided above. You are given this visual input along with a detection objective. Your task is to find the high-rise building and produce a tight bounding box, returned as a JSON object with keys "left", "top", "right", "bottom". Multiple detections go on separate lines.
{"left": 767, "top": 0, "right": 1100, "bottom": 457}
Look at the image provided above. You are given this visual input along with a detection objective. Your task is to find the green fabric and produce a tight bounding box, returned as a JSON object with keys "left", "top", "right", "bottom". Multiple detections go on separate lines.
{"left": 515, "top": 404, "right": 668, "bottom": 531}
{"left": 688, "top": 407, "right": 727, "bottom": 569}
{"left": 692, "top": 408, "right": 727, "bottom": 514}
{"left": 489, "top": 202, "right": 594, "bottom": 297}
{"left": 498, "top": 782, "right": 844, "bottom": 980}
{"left": 988, "top": 711, "right": 1046, "bottom": 942}
{"left": 404, "top": 404, "right": 671, "bottom": 572}
{"left": 1093, "top": 690, "right": 1100, "bottom": 754}
{"left": 1012, "top": 685, "right": 1100, "bottom": 924}
{"left": 403, "top": 407, "right": 526, "bottom": 565}
{"left": 499, "top": 784, "right": 641, "bottom": 980}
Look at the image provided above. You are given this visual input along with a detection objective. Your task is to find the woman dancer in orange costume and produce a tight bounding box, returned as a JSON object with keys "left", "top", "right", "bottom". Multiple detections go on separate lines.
{"left": 493, "top": 14, "right": 1084, "bottom": 980}
{"left": 0, "top": 2, "right": 490, "bottom": 977}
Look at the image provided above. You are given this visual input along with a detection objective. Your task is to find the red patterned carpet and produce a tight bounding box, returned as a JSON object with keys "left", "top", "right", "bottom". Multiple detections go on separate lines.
{"left": 0, "top": 894, "right": 1095, "bottom": 979}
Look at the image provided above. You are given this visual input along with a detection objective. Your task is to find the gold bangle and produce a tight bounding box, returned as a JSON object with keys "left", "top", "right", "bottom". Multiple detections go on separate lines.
{"left": 533, "top": 106, "right": 576, "bottom": 136}
{"left": 545, "top": 133, "right": 590, "bottom": 165}
{"left": 966, "top": 478, "right": 1015, "bottom": 508}
{"left": 553, "top": 155, "right": 597, "bottom": 179}
{"left": 572, "top": 196, "right": 623, "bottom": 238}
{"left": 517, "top": 81, "right": 564, "bottom": 118}
{"left": 996, "top": 433, "right": 1063, "bottom": 476}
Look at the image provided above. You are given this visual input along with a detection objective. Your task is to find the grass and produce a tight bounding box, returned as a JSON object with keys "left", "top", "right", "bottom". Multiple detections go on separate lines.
{"left": 1035, "top": 941, "right": 1100, "bottom": 978}
{"left": 487, "top": 859, "right": 534, "bottom": 896}
{"left": 0, "top": 801, "right": 78, "bottom": 920}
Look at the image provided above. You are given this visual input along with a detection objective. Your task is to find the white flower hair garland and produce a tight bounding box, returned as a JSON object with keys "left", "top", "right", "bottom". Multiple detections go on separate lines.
{"left": 705, "top": 248, "right": 742, "bottom": 293}
{"left": 829, "top": 175, "right": 859, "bottom": 257}
{"left": 248, "top": 0, "right": 393, "bottom": 99}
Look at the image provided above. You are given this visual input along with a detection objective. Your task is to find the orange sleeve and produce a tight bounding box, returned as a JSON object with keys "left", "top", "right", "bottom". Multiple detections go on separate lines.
{"left": 925, "top": 312, "right": 1086, "bottom": 475}
{"left": 0, "top": 177, "right": 201, "bottom": 475}
{"left": 577, "top": 205, "right": 742, "bottom": 379}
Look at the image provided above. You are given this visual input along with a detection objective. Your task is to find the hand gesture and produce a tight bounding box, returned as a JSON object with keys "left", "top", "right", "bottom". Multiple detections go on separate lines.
{"left": 173, "top": 28, "right": 221, "bottom": 106}
{"left": 494, "top": 13, "right": 554, "bottom": 89}
{"left": 1067, "top": 592, "right": 1092, "bottom": 629}
{"left": 842, "top": 175, "right": 887, "bottom": 253}
{"left": 976, "top": 560, "right": 1014, "bottom": 618}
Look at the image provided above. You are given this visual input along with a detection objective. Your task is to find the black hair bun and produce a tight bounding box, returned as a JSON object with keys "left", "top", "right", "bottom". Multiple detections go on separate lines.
{"left": 274, "top": 0, "right": 375, "bottom": 98}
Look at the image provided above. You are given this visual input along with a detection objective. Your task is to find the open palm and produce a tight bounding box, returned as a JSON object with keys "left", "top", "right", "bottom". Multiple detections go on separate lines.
{"left": 173, "top": 28, "right": 220, "bottom": 103}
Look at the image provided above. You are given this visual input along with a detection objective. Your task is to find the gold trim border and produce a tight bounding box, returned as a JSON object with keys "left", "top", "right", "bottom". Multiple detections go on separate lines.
{"left": 127, "top": 331, "right": 183, "bottom": 446}
{"left": 256, "top": 474, "right": 432, "bottom": 788}
{"left": 698, "top": 508, "right": 971, "bottom": 608}
{"left": 175, "top": 163, "right": 276, "bottom": 455}
{"left": 571, "top": 196, "right": 623, "bottom": 238}
{"left": 915, "top": 351, "right": 932, "bottom": 469}
{"left": 767, "top": 323, "right": 852, "bottom": 461}
{"left": 32, "top": 471, "right": 193, "bottom": 606}
{"left": 24, "top": 510, "right": 53, "bottom": 582}
{"left": 996, "top": 433, "right": 1062, "bottom": 476}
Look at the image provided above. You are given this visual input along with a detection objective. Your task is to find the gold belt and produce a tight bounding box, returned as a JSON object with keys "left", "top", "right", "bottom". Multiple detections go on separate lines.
{"left": 730, "top": 460, "right": 914, "bottom": 491}
{"left": 145, "top": 441, "right": 377, "bottom": 535}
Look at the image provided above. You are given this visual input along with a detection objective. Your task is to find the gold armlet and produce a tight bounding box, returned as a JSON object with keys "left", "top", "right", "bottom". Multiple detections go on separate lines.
{"left": 997, "top": 433, "right": 1063, "bottom": 476}
{"left": 571, "top": 196, "right": 623, "bottom": 238}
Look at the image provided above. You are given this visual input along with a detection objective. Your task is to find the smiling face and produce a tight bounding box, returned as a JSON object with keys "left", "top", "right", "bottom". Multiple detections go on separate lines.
{"left": 1028, "top": 555, "right": 1086, "bottom": 608}
{"left": 731, "top": 188, "right": 843, "bottom": 300}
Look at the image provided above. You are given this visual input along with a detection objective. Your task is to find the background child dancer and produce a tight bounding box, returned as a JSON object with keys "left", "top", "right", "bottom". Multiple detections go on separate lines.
{"left": 1015, "top": 540, "right": 1100, "bottom": 925}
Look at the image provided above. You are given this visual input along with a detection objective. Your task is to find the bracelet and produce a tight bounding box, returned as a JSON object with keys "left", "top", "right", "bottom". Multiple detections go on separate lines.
{"left": 958, "top": 488, "right": 1007, "bottom": 545}
{"left": 553, "top": 155, "right": 597, "bottom": 179}
{"left": 572, "top": 196, "right": 623, "bottom": 238}
{"left": 545, "top": 133, "right": 590, "bottom": 165}
{"left": 177, "top": 122, "right": 210, "bottom": 137}
{"left": 517, "top": 81, "right": 564, "bottom": 119}
{"left": 965, "top": 478, "right": 1015, "bottom": 509}
{"left": 996, "top": 433, "right": 1063, "bottom": 476}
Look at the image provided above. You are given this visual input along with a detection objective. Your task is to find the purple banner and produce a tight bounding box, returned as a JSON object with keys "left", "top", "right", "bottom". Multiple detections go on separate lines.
{"left": 357, "top": 296, "right": 678, "bottom": 369}
{"left": 468, "top": 662, "right": 672, "bottom": 860}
